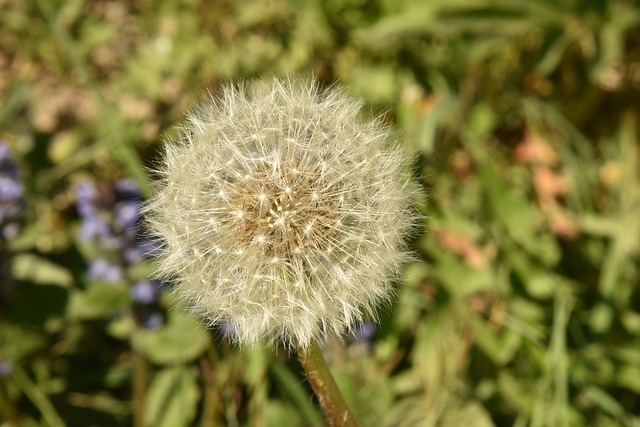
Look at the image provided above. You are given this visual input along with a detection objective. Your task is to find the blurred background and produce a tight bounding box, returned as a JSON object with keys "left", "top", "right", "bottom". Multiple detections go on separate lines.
{"left": 1, "top": 0, "right": 639, "bottom": 426}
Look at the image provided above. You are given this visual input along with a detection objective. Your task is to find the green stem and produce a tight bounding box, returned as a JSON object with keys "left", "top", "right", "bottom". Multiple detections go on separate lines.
{"left": 11, "top": 366, "right": 65, "bottom": 427}
{"left": 0, "top": 377, "right": 21, "bottom": 427}
{"left": 297, "top": 341, "right": 359, "bottom": 427}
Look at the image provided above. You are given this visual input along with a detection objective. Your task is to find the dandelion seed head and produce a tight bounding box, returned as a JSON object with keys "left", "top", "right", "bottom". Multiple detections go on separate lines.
{"left": 144, "top": 77, "right": 419, "bottom": 349}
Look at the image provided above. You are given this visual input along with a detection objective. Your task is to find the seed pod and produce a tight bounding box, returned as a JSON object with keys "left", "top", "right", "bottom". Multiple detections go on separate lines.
{"left": 143, "top": 77, "right": 419, "bottom": 349}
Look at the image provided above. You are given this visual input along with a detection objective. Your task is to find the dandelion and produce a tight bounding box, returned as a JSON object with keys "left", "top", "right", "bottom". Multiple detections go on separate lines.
{"left": 145, "top": 76, "right": 417, "bottom": 349}
{"left": 144, "top": 77, "right": 419, "bottom": 426}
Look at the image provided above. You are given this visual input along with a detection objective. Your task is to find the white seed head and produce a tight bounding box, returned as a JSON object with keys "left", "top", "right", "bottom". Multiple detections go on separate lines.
{"left": 144, "top": 77, "right": 419, "bottom": 349}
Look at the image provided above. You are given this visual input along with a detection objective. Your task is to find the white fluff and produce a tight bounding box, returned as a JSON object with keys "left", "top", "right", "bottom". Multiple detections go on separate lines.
{"left": 143, "top": 77, "right": 419, "bottom": 349}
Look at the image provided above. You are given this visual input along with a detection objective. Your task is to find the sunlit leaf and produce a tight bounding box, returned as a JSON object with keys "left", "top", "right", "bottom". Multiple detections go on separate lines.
{"left": 132, "top": 310, "right": 209, "bottom": 365}
{"left": 144, "top": 365, "right": 200, "bottom": 427}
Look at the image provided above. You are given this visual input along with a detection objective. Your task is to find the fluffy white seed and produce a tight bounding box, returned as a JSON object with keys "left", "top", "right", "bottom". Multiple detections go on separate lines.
{"left": 143, "top": 77, "right": 419, "bottom": 349}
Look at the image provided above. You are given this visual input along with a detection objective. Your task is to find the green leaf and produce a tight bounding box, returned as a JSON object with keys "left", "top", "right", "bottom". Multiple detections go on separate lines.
{"left": 106, "top": 314, "right": 135, "bottom": 340}
{"left": 589, "top": 303, "right": 614, "bottom": 334}
{"left": 11, "top": 254, "right": 73, "bottom": 287}
{"left": 497, "top": 371, "right": 531, "bottom": 412}
{"left": 341, "top": 62, "right": 409, "bottom": 104}
{"left": 132, "top": 310, "right": 209, "bottom": 365}
{"left": 509, "top": 252, "right": 558, "bottom": 299}
{"left": 0, "top": 323, "right": 47, "bottom": 360}
{"left": 394, "top": 262, "right": 431, "bottom": 330}
{"left": 47, "top": 130, "right": 83, "bottom": 164}
{"left": 264, "top": 401, "right": 303, "bottom": 427}
{"left": 621, "top": 310, "right": 640, "bottom": 334}
{"left": 68, "top": 284, "right": 130, "bottom": 319}
{"left": 244, "top": 347, "right": 268, "bottom": 386}
{"left": 571, "top": 345, "right": 615, "bottom": 386}
{"left": 616, "top": 365, "right": 640, "bottom": 394}
{"left": 424, "top": 243, "right": 496, "bottom": 297}
{"left": 583, "top": 386, "right": 627, "bottom": 420}
{"left": 466, "top": 103, "right": 497, "bottom": 139}
{"left": 144, "top": 365, "right": 200, "bottom": 427}
{"left": 270, "top": 362, "right": 324, "bottom": 427}
{"left": 480, "top": 164, "right": 560, "bottom": 266}
{"left": 443, "top": 400, "right": 495, "bottom": 427}
{"left": 473, "top": 315, "right": 522, "bottom": 365}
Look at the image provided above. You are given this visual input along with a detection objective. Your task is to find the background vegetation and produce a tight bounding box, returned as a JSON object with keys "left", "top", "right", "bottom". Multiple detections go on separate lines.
{"left": 1, "top": 0, "right": 639, "bottom": 426}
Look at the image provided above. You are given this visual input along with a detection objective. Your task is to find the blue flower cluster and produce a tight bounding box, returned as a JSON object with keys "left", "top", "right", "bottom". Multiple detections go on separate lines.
{"left": 75, "top": 179, "right": 163, "bottom": 328}
{"left": 0, "top": 141, "right": 24, "bottom": 242}
{"left": 0, "top": 360, "right": 13, "bottom": 377}
{"left": 347, "top": 320, "right": 376, "bottom": 354}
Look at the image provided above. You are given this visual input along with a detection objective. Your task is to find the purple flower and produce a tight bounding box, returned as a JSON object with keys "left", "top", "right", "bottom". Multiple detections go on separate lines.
{"left": 76, "top": 181, "right": 107, "bottom": 243}
{"left": 0, "top": 176, "right": 23, "bottom": 201}
{"left": 123, "top": 246, "right": 144, "bottom": 264}
{"left": 79, "top": 216, "right": 111, "bottom": 242}
{"left": 0, "top": 142, "right": 23, "bottom": 240}
{"left": 2, "top": 222, "right": 20, "bottom": 240}
{"left": 137, "top": 236, "right": 160, "bottom": 256}
{"left": 115, "top": 201, "right": 139, "bottom": 229}
{"left": 141, "top": 311, "right": 164, "bottom": 329}
{"left": 0, "top": 360, "right": 13, "bottom": 377}
{"left": 353, "top": 321, "right": 376, "bottom": 342}
{"left": 76, "top": 197, "right": 100, "bottom": 218}
{"left": 130, "top": 280, "right": 161, "bottom": 304}
{"left": 0, "top": 143, "right": 11, "bottom": 162}
{"left": 75, "top": 181, "right": 98, "bottom": 204}
{"left": 76, "top": 200, "right": 99, "bottom": 218}
{"left": 88, "top": 259, "right": 124, "bottom": 283}
{"left": 75, "top": 178, "right": 156, "bottom": 293}
{"left": 115, "top": 179, "right": 141, "bottom": 200}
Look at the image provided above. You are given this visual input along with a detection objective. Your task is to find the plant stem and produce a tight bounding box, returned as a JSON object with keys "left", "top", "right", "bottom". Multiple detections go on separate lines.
{"left": 11, "top": 366, "right": 65, "bottom": 427}
{"left": 297, "top": 341, "right": 359, "bottom": 427}
{"left": 201, "top": 343, "right": 224, "bottom": 427}
{"left": 0, "top": 378, "right": 20, "bottom": 427}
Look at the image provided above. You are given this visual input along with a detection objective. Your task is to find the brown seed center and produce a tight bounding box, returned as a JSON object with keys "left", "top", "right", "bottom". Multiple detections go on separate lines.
{"left": 226, "top": 161, "right": 338, "bottom": 257}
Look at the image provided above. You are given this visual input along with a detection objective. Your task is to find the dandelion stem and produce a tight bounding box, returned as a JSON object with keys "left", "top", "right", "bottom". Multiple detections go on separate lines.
{"left": 297, "top": 341, "right": 359, "bottom": 427}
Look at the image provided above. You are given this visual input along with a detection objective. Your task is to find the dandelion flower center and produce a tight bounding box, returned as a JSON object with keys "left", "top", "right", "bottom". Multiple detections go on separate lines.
{"left": 224, "top": 160, "right": 338, "bottom": 260}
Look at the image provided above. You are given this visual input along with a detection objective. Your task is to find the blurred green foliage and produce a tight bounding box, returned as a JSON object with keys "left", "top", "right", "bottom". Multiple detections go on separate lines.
{"left": 1, "top": 0, "right": 639, "bottom": 426}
